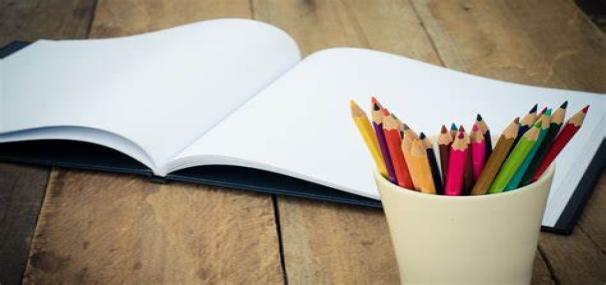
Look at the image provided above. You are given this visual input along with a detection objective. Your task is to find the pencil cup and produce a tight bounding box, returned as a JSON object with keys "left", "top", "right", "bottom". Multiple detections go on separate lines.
{"left": 375, "top": 160, "right": 555, "bottom": 284}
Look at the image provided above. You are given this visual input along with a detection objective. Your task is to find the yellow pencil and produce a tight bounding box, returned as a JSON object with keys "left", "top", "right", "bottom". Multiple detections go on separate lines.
{"left": 409, "top": 138, "right": 437, "bottom": 194}
{"left": 350, "top": 100, "right": 388, "bottom": 176}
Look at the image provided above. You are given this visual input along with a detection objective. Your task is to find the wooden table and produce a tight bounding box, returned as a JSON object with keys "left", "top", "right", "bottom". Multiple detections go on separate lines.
{"left": 0, "top": 1, "right": 604, "bottom": 284}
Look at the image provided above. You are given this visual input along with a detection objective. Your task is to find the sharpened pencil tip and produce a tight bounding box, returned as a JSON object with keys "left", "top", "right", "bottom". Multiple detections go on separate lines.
{"left": 441, "top": 125, "right": 448, "bottom": 133}
{"left": 382, "top": 108, "right": 390, "bottom": 116}
{"left": 450, "top": 123, "right": 458, "bottom": 131}
{"left": 457, "top": 130, "right": 464, "bottom": 139}
{"left": 459, "top": 125, "right": 465, "bottom": 132}
{"left": 372, "top": 102, "right": 380, "bottom": 111}
{"left": 529, "top": 104, "right": 538, "bottom": 113}
{"left": 582, "top": 105, "right": 590, "bottom": 113}
{"left": 540, "top": 106, "right": 547, "bottom": 114}
{"left": 560, "top": 101, "right": 568, "bottom": 109}
{"left": 514, "top": 117, "right": 520, "bottom": 124}
{"left": 476, "top": 113, "right": 482, "bottom": 121}
{"left": 472, "top": 123, "right": 479, "bottom": 132}
{"left": 419, "top": 132, "right": 426, "bottom": 139}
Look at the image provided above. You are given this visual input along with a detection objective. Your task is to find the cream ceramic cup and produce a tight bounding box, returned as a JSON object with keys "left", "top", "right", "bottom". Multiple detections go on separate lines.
{"left": 375, "top": 146, "right": 555, "bottom": 284}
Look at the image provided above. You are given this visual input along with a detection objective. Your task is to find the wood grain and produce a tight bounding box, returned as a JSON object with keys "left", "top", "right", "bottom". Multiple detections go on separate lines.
{"left": 0, "top": 1, "right": 96, "bottom": 284}
{"left": 410, "top": 0, "right": 606, "bottom": 93}
{"left": 0, "top": 0, "right": 96, "bottom": 46}
{"left": 23, "top": 170, "right": 283, "bottom": 284}
{"left": 411, "top": 0, "right": 606, "bottom": 283}
{"left": 23, "top": 1, "right": 283, "bottom": 283}
{"left": 252, "top": 0, "right": 436, "bottom": 283}
{"left": 0, "top": 164, "right": 49, "bottom": 285}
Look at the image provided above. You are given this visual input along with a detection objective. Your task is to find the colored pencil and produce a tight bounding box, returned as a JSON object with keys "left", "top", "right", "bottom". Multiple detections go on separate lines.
{"left": 514, "top": 104, "right": 538, "bottom": 146}
{"left": 476, "top": 114, "right": 492, "bottom": 159}
{"left": 383, "top": 113, "right": 414, "bottom": 188}
{"left": 506, "top": 109, "right": 552, "bottom": 190}
{"left": 438, "top": 125, "right": 453, "bottom": 186}
{"left": 470, "top": 123, "right": 487, "bottom": 180}
{"left": 461, "top": 126, "right": 474, "bottom": 195}
{"left": 401, "top": 126, "right": 421, "bottom": 190}
{"left": 489, "top": 124, "right": 541, "bottom": 193}
{"left": 350, "top": 100, "right": 388, "bottom": 177}
{"left": 421, "top": 132, "right": 444, "bottom": 195}
{"left": 471, "top": 118, "right": 520, "bottom": 195}
{"left": 521, "top": 101, "right": 568, "bottom": 185}
{"left": 540, "top": 106, "right": 548, "bottom": 114}
{"left": 445, "top": 130, "right": 468, "bottom": 196}
{"left": 531, "top": 105, "right": 589, "bottom": 182}
{"left": 449, "top": 123, "right": 458, "bottom": 140}
{"left": 371, "top": 97, "right": 396, "bottom": 183}
{"left": 409, "top": 137, "right": 437, "bottom": 194}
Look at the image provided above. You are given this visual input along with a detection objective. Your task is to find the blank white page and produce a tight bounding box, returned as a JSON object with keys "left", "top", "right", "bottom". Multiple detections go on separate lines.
{"left": 0, "top": 19, "right": 300, "bottom": 171}
{"left": 172, "top": 48, "right": 605, "bottom": 227}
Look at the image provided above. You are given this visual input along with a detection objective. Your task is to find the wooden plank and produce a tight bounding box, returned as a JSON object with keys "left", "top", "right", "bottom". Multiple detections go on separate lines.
{"left": 252, "top": 0, "right": 441, "bottom": 283}
{"left": 538, "top": 228, "right": 606, "bottom": 284}
{"left": 410, "top": 0, "right": 606, "bottom": 92}
{"left": 0, "top": 0, "right": 96, "bottom": 46}
{"left": 410, "top": 0, "right": 606, "bottom": 283}
{"left": 23, "top": 1, "right": 284, "bottom": 283}
{"left": 0, "top": 164, "right": 49, "bottom": 285}
{"left": 24, "top": 170, "right": 283, "bottom": 284}
{"left": 0, "top": 1, "right": 96, "bottom": 284}
{"left": 533, "top": 250, "right": 556, "bottom": 285}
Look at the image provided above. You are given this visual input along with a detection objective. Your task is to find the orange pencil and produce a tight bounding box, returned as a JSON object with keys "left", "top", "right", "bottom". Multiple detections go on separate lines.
{"left": 409, "top": 138, "right": 437, "bottom": 194}
{"left": 383, "top": 113, "right": 414, "bottom": 188}
{"left": 401, "top": 124, "right": 421, "bottom": 189}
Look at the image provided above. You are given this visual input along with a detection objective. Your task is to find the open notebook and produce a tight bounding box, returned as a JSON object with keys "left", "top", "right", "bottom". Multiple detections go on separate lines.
{"left": 1, "top": 19, "right": 604, "bottom": 234}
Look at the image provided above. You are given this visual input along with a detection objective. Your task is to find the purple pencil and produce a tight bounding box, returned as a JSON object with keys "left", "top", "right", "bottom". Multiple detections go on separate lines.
{"left": 371, "top": 97, "right": 396, "bottom": 183}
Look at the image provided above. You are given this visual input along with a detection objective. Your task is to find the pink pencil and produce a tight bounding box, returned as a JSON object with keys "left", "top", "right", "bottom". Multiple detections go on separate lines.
{"left": 445, "top": 130, "right": 468, "bottom": 196}
{"left": 470, "top": 123, "right": 487, "bottom": 180}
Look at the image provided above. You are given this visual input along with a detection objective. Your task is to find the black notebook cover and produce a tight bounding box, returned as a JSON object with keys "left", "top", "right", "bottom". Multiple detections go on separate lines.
{"left": 1, "top": 41, "right": 603, "bottom": 234}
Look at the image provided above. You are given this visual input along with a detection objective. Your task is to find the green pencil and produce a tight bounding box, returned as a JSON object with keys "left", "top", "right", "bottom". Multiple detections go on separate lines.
{"left": 488, "top": 124, "right": 541, "bottom": 194}
{"left": 521, "top": 101, "right": 567, "bottom": 185}
{"left": 505, "top": 109, "right": 551, "bottom": 190}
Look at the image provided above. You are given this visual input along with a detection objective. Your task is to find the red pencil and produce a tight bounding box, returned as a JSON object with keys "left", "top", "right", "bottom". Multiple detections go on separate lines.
{"left": 470, "top": 123, "right": 487, "bottom": 180}
{"left": 383, "top": 113, "right": 414, "bottom": 188}
{"left": 531, "top": 105, "right": 589, "bottom": 181}
{"left": 445, "top": 130, "right": 468, "bottom": 196}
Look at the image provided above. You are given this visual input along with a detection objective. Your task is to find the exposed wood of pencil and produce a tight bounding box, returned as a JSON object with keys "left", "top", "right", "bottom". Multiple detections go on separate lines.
{"left": 449, "top": 123, "right": 458, "bottom": 140}
{"left": 400, "top": 130, "right": 420, "bottom": 190}
{"left": 515, "top": 104, "right": 538, "bottom": 146}
{"left": 383, "top": 114, "right": 414, "bottom": 188}
{"left": 422, "top": 134, "right": 443, "bottom": 195}
{"left": 410, "top": 139, "right": 436, "bottom": 194}
{"left": 522, "top": 101, "right": 568, "bottom": 184}
{"left": 532, "top": 106, "right": 588, "bottom": 181}
{"left": 350, "top": 100, "right": 387, "bottom": 176}
{"left": 470, "top": 118, "right": 520, "bottom": 195}
{"left": 476, "top": 114, "right": 492, "bottom": 158}
{"left": 371, "top": 99, "right": 396, "bottom": 182}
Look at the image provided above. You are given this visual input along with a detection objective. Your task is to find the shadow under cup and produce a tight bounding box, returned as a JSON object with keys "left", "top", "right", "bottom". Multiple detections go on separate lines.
{"left": 375, "top": 154, "right": 555, "bottom": 284}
